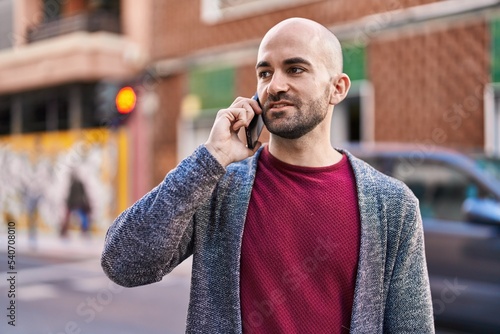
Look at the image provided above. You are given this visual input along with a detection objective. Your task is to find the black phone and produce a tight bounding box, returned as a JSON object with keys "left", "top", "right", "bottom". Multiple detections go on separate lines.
{"left": 245, "top": 93, "right": 264, "bottom": 149}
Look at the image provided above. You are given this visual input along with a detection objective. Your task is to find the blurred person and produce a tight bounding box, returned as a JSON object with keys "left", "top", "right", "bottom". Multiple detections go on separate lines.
{"left": 21, "top": 183, "right": 41, "bottom": 246}
{"left": 60, "top": 171, "right": 91, "bottom": 238}
{"left": 101, "top": 18, "right": 434, "bottom": 333}
{"left": 21, "top": 137, "right": 48, "bottom": 247}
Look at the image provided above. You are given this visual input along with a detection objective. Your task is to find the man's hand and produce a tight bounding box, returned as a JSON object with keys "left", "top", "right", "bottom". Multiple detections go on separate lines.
{"left": 205, "top": 96, "right": 263, "bottom": 168}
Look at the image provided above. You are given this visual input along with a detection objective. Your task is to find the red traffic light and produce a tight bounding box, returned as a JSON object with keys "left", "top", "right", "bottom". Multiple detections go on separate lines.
{"left": 115, "top": 86, "right": 137, "bottom": 114}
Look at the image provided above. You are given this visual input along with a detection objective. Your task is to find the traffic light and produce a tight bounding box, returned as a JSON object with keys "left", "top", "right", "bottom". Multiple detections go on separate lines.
{"left": 95, "top": 81, "right": 138, "bottom": 127}
{"left": 115, "top": 86, "right": 137, "bottom": 115}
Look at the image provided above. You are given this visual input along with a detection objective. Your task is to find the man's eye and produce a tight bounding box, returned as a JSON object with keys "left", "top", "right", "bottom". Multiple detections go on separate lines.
{"left": 289, "top": 67, "right": 304, "bottom": 74}
{"left": 258, "top": 71, "right": 271, "bottom": 79}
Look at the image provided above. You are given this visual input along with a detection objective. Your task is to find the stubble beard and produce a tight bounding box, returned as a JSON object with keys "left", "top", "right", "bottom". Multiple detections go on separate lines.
{"left": 262, "top": 89, "right": 330, "bottom": 140}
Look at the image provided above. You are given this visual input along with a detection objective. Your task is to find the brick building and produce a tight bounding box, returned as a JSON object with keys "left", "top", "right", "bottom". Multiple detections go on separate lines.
{"left": 148, "top": 0, "right": 500, "bottom": 186}
{"left": 0, "top": 0, "right": 155, "bottom": 233}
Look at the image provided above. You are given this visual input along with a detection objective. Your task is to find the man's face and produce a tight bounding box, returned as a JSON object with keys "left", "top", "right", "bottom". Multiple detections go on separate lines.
{"left": 256, "top": 27, "right": 334, "bottom": 139}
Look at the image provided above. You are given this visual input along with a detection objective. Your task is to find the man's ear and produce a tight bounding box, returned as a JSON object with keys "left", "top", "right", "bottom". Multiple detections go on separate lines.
{"left": 329, "top": 73, "right": 351, "bottom": 105}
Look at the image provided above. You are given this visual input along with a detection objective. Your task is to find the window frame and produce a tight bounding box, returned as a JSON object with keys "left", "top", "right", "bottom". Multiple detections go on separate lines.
{"left": 484, "top": 83, "right": 500, "bottom": 157}
{"left": 201, "top": 0, "right": 324, "bottom": 24}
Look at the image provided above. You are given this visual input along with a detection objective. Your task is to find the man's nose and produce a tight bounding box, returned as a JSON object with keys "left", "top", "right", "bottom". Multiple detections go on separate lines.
{"left": 267, "top": 71, "right": 289, "bottom": 96}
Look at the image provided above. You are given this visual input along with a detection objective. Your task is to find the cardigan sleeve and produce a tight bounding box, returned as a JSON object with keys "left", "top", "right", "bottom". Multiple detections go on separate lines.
{"left": 101, "top": 145, "right": 226, "bottom": 287}
{"left": 383, "top": 196, "right": 435, "bottom": 333}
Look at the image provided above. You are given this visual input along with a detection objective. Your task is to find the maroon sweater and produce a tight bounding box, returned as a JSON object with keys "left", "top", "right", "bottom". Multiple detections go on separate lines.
{"left": 240, "top": 147, "right": 361, "bottom": 333}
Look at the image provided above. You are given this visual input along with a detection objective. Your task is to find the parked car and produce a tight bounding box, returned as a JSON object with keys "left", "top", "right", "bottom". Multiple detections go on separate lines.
{"left": 471, "top": 154, "right": 500, "bottom": 183}
{"left": 344, "top": 142, "right": 500, "bottom": 333}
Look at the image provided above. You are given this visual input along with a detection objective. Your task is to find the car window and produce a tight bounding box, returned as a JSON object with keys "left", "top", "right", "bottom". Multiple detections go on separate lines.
{"left": 475, "top": 157, "right": 500, "bottom": 182}
{"left": 392, "top": 160, "right": 492, "bottom": 221}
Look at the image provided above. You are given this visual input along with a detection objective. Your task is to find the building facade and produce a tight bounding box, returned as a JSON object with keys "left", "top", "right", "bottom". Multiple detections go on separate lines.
{"left": 0, "top": 0, "right": 155, "bottom": 235}
{"left": 148, "top": 0, "right": 500, "bottom": 185}
{"left": 1, "top": 0, "right": 500, "bottom": 235}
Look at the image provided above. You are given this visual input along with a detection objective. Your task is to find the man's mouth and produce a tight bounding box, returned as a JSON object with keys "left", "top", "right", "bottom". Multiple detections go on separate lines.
{"left": 268, "top": 101, "right": 294, "bottom": 110}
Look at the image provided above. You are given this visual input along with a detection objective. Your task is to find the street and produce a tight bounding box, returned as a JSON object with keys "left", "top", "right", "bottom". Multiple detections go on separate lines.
{"left": 0, "top": 251, "right": 191, "bottom": 334}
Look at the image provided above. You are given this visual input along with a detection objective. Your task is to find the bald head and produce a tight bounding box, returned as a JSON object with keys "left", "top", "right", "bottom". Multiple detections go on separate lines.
{"left": 258, "top": 18, "right": 343, "bottom": 75}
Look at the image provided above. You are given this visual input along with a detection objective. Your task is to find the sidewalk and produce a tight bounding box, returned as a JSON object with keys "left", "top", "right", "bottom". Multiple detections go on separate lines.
{"left": 0, "top": 230, "right": 193, "bottom": 276}
{"left": 1, "top": 231, "right": 104, "bottom": 261}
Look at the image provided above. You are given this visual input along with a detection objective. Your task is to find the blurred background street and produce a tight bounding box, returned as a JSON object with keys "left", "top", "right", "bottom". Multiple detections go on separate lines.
{"left": 0, "top": 233, "right": 476, "bottom": 333}
{"left": 1, "top": 0, "right": 500, "bottom": 333}
{"left": 0, "top": 232, "right": 191, "bottom": 334}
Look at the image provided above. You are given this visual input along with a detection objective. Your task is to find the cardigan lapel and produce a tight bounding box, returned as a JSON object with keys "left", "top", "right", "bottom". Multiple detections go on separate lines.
{"left": 342, "top": 150, "right": 387, "bottom": 334}
{"left": 224, "top": 148, "right": 263, "bottom": 332}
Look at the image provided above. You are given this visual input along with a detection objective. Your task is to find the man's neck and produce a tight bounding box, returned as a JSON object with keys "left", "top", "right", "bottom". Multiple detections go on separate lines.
{"left": 267, "top": 135, "right": 342, "bottom": 167}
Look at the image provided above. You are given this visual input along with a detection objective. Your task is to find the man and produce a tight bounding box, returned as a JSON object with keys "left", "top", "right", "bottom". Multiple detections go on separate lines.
{"left": 60, "top": 171, "right": 92, "bottom": 238}
{"left": 101, "top": 18, "right": 434, "bottom": 333}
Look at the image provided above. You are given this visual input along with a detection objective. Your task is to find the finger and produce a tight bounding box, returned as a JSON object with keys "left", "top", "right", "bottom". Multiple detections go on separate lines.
{"left": 230, "top": 101, "right": 253, "bottom": 124}
{"left": 232, "top": 97, "right": 261, "bottom": 112}
{"left": 217, "top": 107, "right": 247, "bottom": 123}
{"left": 228, "top": 96, "right": 248, "bottom": 108}
{"left": 249, "top": 98, "right": 263, "bottom": 115}
{"left": 232, "top": 119, "right": 247, "bottom": 132}
{"left": 230, "top": 97, "right": 262, "bottom": 125}
{"left": 225, "top": 108, "right": 249, "bottom": 131}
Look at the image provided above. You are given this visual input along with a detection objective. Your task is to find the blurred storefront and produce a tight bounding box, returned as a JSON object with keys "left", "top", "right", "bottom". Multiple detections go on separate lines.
{"left": 0, "top": 0, "right": 154, "bottom": 235}
{"left": 0, "top": 128, "right": 128, "bottom": 235}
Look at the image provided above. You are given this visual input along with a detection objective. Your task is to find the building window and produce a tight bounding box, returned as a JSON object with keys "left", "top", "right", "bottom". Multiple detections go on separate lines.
{"left": 342, "top": 44, "right": 366, "bottom": 82}
{"left": 331, "top": 44, "right": 372, "bottom": 145}
{"left": 201, "top": 0, "right": 323, "bottom": 23}
{"left": 21, "top": 93, "right": 69, "bottom": 133}
{"left": 188, "top": 66, "right": 235, "bottom": 115}
{"left": 82, "top": 83, "right": 102, "bottom": 128}
{"left": 331, "top": 81, "right": 374, "bottom": 145}
{"left": 177, "top": 66, "right": 236, "bottom": 160}
{"left": 29, "top": 0, "right": 121, "bottom": 42}
{"left": 487, "top": 19, "right": 500, "bottom": 157}
{"left": 0, "top": 83, "right": 109, "bottom": 135}
{"left": 15, "top": 86, "right": 74, "bottom": 134}
{"left": 485, "top": 83, "right": 500, "bottom": 157}
{"left": 491, "top": 18, "right": 500, "bottom": 83}
{"left": 0, "top": 98, "right": 11, "bottom": 135}
{"left": 0, "top": 0, "right": 13, "bottom": 50}
{"left": 22, "top": 101, "right": 47, "bottom": 133}
{"left": 42, "top": 0, "right": 120, "bottom": 22}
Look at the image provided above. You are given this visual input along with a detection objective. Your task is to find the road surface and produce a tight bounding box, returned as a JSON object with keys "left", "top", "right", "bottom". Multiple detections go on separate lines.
{"left": 0, "top": 252, "right": 191, "bottom": 334}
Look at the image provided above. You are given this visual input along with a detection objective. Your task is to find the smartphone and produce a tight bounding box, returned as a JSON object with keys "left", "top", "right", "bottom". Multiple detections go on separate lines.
{"left": 245, "top": 93, "right": 265, "bottom": 149}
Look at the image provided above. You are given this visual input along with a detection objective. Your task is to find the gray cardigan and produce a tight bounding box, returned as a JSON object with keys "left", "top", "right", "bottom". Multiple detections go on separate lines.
{"left": 101, "top": 145, "right": 435, "bottom": 333}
